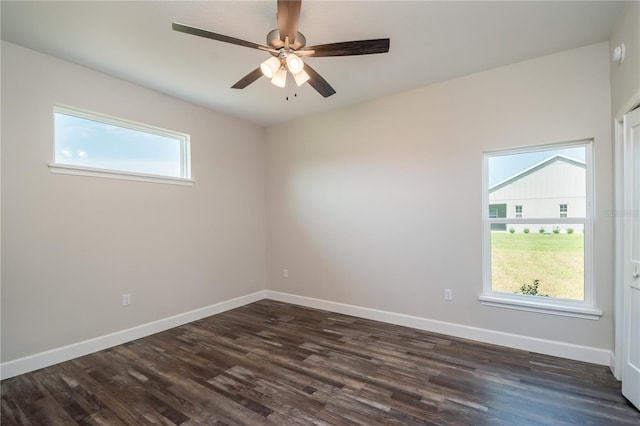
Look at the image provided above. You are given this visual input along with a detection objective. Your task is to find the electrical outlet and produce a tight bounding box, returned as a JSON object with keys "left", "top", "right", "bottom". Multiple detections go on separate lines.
{"left": 444, "top": 289, "right": 453, "bottom": 301}
{"left": 283, "top": 269, "right": 289, "bottom": 278}
{"left": 122, "top": 293, "right": 131, "bottom": 306}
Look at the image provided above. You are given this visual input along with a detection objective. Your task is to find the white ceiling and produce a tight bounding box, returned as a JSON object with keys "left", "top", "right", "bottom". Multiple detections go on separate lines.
{"left": 1, "top": 1, "right": 623, "bottom": 126}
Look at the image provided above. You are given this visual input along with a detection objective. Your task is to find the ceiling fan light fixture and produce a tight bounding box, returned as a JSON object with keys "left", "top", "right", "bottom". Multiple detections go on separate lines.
{"left": 293, "top": 69, "right": 310, "bottom": 87}
{"left": 271, "top": 67, "right": 287, "bottom": 88}
{"left": 285, "top": 53, "right": 304, "bottom": 74}
{"left": 173, "top": 0, "right": 390, "bottom": 98}
{"left": 260, "top": 57, "right": 281, "bottom": 79}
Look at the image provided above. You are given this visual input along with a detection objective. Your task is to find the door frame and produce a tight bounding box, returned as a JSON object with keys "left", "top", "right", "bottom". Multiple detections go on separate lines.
{"left": 613, "top": 92, "right": 640, "bottom": 379}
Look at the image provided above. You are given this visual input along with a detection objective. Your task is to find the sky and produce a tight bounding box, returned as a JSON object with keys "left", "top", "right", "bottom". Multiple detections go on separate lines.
{"left": 54, "top": 112, "right": 184, "bottom": 178}
{"left": 488, "top": 146, "right": 586, "bottom": 187}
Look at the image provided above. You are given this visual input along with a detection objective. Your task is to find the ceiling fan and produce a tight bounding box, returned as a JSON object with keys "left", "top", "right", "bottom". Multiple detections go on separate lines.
{"left": 172, "top": 0, "right": 390, "bottom": 98}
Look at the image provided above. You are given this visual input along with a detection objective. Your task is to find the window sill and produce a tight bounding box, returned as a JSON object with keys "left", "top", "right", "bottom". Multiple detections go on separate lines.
{"left": 479, "top": 295, "right": 602, "bottom": 320}
{"left": 49, "top": 163, "right": 195, "bottom": 186}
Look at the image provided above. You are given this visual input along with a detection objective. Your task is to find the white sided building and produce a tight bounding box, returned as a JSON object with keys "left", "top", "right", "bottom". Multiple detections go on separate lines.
{"left": 489, "top": 155, "right": 585, "bottom": 233}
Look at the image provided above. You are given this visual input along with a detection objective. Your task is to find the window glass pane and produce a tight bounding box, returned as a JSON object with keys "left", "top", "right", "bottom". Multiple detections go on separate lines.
{"left": 491, "top": 226, "right": 584, "bottom": 300}
{"left": 488, "top": 147, "right": 586, "bottom": 219}
{"left": 54, "top": 110, "right": 187, "bottom": 178}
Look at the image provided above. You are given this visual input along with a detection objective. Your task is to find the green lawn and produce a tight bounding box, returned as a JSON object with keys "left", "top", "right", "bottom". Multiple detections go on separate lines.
{"left": 491, "top": 232, "right": 584, "bottom": 300}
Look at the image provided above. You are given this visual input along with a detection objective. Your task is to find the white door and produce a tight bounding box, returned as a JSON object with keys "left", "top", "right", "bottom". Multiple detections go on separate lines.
{"left": 622, "top": 106, "right": 640, "bottom": 410}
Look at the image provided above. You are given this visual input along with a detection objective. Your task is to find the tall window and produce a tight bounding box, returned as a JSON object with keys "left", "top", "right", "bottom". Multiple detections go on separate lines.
{"left": 51, "top": 106, "right": 192, "bottom": 184}
{"left": 481, "top": 140, "right": 600, "bottom": 319}
{"left": 560, "top": 204, "right": 568, "bottom": 218}
{"left": 515, "top": 205, "right": 523, "bottom": 218}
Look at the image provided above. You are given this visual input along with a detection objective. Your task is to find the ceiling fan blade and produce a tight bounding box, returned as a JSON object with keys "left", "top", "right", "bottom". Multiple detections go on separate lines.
{"left": 304, "top": 63, "right": 336, "bottom": 98}
{"left": 277, "top": 0, "right": 301, "bottom": 45}
{"left": 231, "top": 68, "right": 264, "bottom": 89}
{"left": 172, "top": 22, "right": 270, "bottom": 51}
{"left": 305, "top": 39, "right": 390, "bottom": 57}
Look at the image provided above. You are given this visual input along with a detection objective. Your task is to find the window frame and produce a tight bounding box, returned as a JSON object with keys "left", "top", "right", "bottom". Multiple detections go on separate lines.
{"left": 49, "top": 105, "right": 194, "bottom": 185}
{"left": 479, "top": 139, "right": 601, "bottom": 320}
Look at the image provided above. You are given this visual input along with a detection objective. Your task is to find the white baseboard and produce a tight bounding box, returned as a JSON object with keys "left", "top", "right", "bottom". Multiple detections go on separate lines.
{"left": 0, "top": 290, "right": 266, "bottom": 380}
{"left": 265, "top": 290, "right": 613, "bottom": 366}
{"left": 2, "top": 289, "right": 613, "bottom": 380}
{"left": 610, "top": 351, "right": 621, "bottom": 380}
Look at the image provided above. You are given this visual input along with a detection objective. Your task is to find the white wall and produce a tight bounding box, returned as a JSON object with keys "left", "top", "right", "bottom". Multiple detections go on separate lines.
{"left": 1, "top": 42, "right": 266, "bottom": 362}
{"left": 1, "top": 36, "right": 623, "bottom": 370}
{"left": 266, "top": 42, "right": 613, "bottom": 349}
{"left": 609, "top": 1, "right": 640, "bottom": 117}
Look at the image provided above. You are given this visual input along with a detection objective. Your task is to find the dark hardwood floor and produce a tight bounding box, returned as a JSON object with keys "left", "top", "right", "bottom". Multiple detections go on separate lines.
{"left": 2, "top": 299, "right": 638, "bottom": 425}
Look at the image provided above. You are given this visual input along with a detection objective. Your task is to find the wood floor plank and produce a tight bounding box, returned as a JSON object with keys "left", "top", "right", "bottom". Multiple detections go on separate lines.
{"left": 2, "top": 299, "right": 639, "bottom": 425}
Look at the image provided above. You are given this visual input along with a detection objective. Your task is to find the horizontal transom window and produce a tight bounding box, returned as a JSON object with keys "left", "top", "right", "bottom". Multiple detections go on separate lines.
{"left": 51, "top": 106, "right": 192, "bottom": 184}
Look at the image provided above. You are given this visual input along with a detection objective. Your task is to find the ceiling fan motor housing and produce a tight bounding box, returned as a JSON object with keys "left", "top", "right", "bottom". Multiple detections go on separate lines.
{"left": 266, "top": 29, "right": 306, "bottom": 51}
